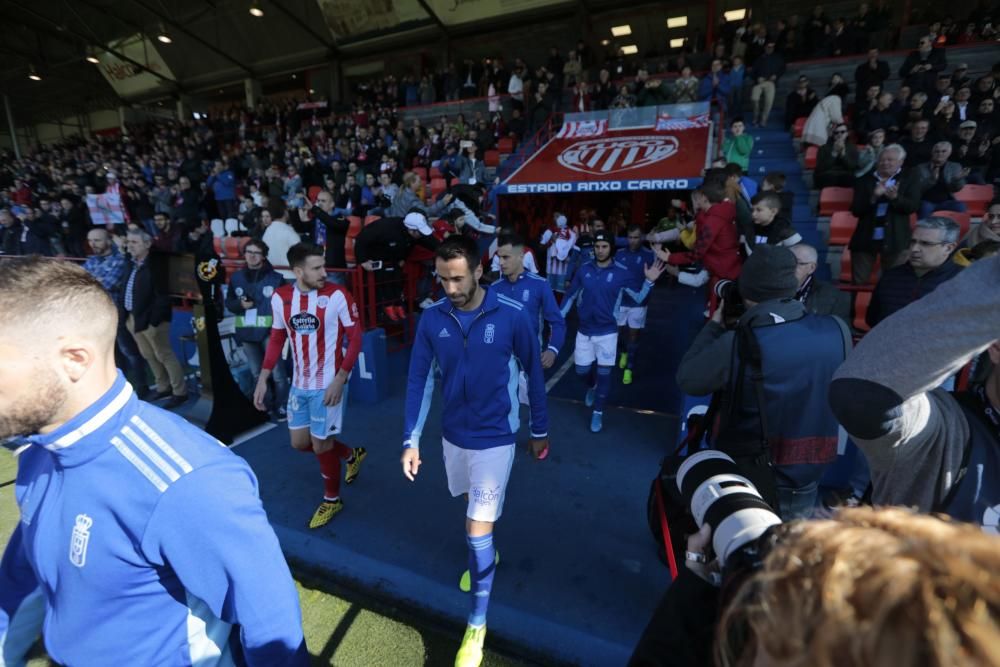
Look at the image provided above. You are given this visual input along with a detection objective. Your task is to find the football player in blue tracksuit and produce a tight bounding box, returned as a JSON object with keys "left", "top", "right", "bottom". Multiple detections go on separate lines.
{"left": 561, "top": 231, "right": 665, "bottom": 433}
{"left": 615, "top": 225, "right": 657, "bottom": 385}
{"left": 0, "top": 258, "right": 308, "bottom": 667}
{"left": 491, "top": 233, "right": 566, "bottom": 459}
{"left": 401, "top": 236, "right": 548, "bottom": 667}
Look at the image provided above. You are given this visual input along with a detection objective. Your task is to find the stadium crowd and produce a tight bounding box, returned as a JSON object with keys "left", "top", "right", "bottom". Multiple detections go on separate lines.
{"left": 1, "top": 3, "right": 1000, "bottom": 666}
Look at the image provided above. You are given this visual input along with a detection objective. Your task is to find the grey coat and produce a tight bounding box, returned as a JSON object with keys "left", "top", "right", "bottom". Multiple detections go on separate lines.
{"left": 912, "top": 160, "right": 967, "bottom": 196}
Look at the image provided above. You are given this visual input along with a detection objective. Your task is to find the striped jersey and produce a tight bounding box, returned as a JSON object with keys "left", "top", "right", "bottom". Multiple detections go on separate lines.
{"left": 269, "top": 282, "right": 362, "bottom": 390}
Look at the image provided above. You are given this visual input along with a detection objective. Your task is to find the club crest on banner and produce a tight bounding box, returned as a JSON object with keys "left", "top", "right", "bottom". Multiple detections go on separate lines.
{"left": 557, "top": 135, "right": 679, "bottom": 175}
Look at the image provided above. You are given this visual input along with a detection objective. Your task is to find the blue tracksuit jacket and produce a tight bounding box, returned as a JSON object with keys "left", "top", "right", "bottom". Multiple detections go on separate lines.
{"left": 0, "top": 373, "right": 309, "bottom": 667}
{"left": 561, "top": 259, "right": 654, "bottom": 336}
{"left": 404, "top": 286, "right": 548, "bottom": 450}
{"left": 616, "top": 247, "right": 656, "bottom": 307}
{"left": 490, "top": 270, "right": 567, "bottom": 355}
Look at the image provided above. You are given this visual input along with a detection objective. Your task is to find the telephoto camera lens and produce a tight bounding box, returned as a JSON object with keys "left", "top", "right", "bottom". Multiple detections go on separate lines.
{"left": 676, "top": 450, "right": 782, "bottom": 567}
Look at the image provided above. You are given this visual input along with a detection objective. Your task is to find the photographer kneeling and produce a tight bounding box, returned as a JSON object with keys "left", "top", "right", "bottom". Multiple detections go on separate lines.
{"left": 675, "top": 245, "right": 851, "bottom": 520}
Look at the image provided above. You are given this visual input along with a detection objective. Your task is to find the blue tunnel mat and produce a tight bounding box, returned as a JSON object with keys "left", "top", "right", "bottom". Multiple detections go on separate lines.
{"left": 237, "top": 379, "right": 677, "bottom": 665}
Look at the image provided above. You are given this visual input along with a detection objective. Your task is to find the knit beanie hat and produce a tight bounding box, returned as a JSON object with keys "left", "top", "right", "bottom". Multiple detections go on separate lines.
{"left": 738, "top": 244, "right": 799, "bottom": 303}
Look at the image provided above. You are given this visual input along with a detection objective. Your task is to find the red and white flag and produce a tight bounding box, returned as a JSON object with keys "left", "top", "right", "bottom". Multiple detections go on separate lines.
{"left": 557, "top": 119, "right": 608, "bottom": 139}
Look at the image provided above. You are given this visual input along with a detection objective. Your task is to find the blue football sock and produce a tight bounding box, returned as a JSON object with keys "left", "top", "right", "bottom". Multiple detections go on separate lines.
{"left": 467, "top": 533, "right": 496, "bottom": 627}
{"left": 576, "top": 364, "right": 595, "bottom": 388}
{"left": 626, "top": 340, "right": 639, "bottom": 370}
{"left": 594, "top": 365, "right": 612, "bottom": 411}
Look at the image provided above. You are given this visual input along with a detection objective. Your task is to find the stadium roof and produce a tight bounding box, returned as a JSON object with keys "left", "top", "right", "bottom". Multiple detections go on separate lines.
{"left": 0, "top": 0, "right": 648, "bottom": 124}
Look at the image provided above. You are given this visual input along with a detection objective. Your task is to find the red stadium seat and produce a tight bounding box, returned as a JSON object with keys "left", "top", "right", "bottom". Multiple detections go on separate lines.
{"left": 429, "top": 166, "right": 444, "bottom": 180}
{"left": 307, "top": 185, "right": 322, "bottom": 203}
{"left": 792, "top": 117, "right": 806, "bottom": 138}
{"left": 430, "top": 178, "right": 447, "bottom": 198}
{"left": 364, "top": 215, "right": 381, "bottom": 226}
{"left": 804, "top": 145, "right": 818, "bottom": 170}
{"left": 819, "top": 187, "right": 853, "bottom": 216}
{"left": 411, "top": 166, "right": 428, "bottom": 182}
{"left": 344, "top": 216, "right": 364, "bottom": 266}
{"left": 954, "top": 184, "right": 993, "bottom": 217}
{"left": 829, "top": 211, "right": 858, "bottom": 246}
{"left": 497, "top": 137, "right": 514, "bottom": 153}
{"left": 853, "top": 290, "right": 873, "bottom": 334}
{"left": 930, "top": 210, "right": 972, "bottom": 240}
{"left": 485, "top": 150, "right": 500, "bottom": 167}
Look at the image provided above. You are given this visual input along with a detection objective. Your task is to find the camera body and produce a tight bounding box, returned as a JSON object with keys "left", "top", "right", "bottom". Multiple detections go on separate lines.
{"left": 714, "top": 279, "right": 746, "bottom": 327}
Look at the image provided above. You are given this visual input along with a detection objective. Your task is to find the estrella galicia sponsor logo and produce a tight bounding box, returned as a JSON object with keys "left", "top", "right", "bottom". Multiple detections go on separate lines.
{"left": 557, "top": 135, "right": 679, "bottom": 175}
{"left": 483, "top": 323, "right": 495, "bottom": 344}
{"left": 471, "top": 486, "right": 502, "bottom": 506}
{"left": 69, "top": 514, "right": 93, "bottom": 568}
{"left": 290, "top": 312, "right": 320, "bottom": 334}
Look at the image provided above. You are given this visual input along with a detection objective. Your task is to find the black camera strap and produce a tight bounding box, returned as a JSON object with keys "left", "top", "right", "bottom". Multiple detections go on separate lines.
{"left": 731, "top": 322, "right": 782, "bottom": 511}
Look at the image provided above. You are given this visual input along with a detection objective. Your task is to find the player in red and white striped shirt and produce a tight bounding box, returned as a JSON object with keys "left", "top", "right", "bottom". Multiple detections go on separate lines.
{"left": 254, "top": 243, "right": 366, "bottom": 528}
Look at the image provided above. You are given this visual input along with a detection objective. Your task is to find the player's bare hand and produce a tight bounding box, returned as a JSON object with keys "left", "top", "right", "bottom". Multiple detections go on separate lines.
{"left": 324, "top": 374, "right": 347, "bottom": 406}
{"left": 252, "top": 377, "right": 268, "bottom": 411}
{"left": 401, "top": 448, "right": 422, "bottom": 481}
{"left": 540, "top": 349, "right": 556, "bottom": 369}
{"left": 529, "top": 437, "right": 550, "bottom": 460}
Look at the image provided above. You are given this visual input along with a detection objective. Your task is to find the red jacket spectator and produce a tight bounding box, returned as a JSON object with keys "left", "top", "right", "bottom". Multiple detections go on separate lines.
{"left": 667, "top": 200, "right": 742, "bottom": 281}
{"left": 11, "top": 182, "right": 32, "bottom": 206}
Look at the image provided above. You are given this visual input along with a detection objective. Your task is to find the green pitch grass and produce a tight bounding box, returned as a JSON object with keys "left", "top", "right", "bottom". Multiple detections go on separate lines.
{"left": 0, "top": 452, "right": 530, "bottom": 667}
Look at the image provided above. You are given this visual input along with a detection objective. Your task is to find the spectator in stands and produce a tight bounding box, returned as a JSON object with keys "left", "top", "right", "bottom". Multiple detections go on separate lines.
{"left": 914, "top": 142, "right": 970, "bottom": 218}
{"left": 698, "top": 59, "right": 731, "bottom": 111}
{"left": 207, "top": 160, "right": 237, "bottom": 220}
{"left": 784, "top": 76, "right": 819, "bottom": 132}
{"left": 829, "top": 265, "right": 1000, "bottom": 532}
{"left": 610, "top": 84, "right": 636, "bottom": 110}
{"left": 741, "top": 192, "right": 801, "bottom": 255}
{"left": 952, "top": 63, "right": 972, "bottom": 91}
{"left": 815, "top": 123, "right": 860, "bottom": 188}
{"left": 389, "top": 172, "right": 453, "bottom": 219}
{"left": 261, "top": 202, "right": 302, "bottom": 281}
{"left": 900, "top": 35, "right": 947, "bottom": 94}
{"left": 760, "top": 171, "right": 793, "bottom": 216}
{"left": 225, "top": 238, "right": 288, "bottom": 421}
{"left": 676, "top": 244, "right": 849, "bottom": 519}
{"left": 722, "top": 119, "right": 753, "bottom": 172}
{"left": 931, "top": 99, "right": 959, "bottom": 139}
{"left": 898, "top": 91, "right": 932, "bottom": 134}
{"left": 900, "top": 118, "right": 935, "bottom": 168}
{"left": 456, "top": 143, "right": 487, "bottom": 186}
{"left": 744, "top": 23, "right": 768, "bottom": 66}
{"left": 927, "top": 72, "right": 954, "bottom": 110}
{"left": 855, "top": 48, "right": 890, "bottom": 93}
{"left": 306, "top": 189, "right": 350, "bottom": 279}
{"left": 749, "top": 42, "right": 784, "bottom": 127}
{"left": 849, "top": 144, "right": 921, "bottom": 284}
{"left": 173, "top": 176, "right": 200, "bottom": 225}
{"left": 857, "top": 91, "right": 899, "bottom": 138}
{"left": 355, "top": 212, "right": 440, "bottom": 321}
{"left": 592, "top": 68, "right": 615, "bottom": 110}
{"left": 801, "top": 84, "right": 846, "bottom": 148}
{"left": 570, "top": 81, "right": 592, "bottom": 113}
{"left": 856, "top": 127, "right": 887, "bottom": 177}
{"left": 673, "top": 67, "right": 699, "bottom": 103}
{"left": 791, "top": 243, "right": 851, "bottom": 321}
{"left": 122, "top": 228, "right": 188, "bottom": 408}
{"left": 973, "top": 97, "right": 997, "bottom": 138}
{"left": 828, "top": 17, "right": 855, "bottom": 56}
{"left": 805, "top": 6, "right": 830, "bottom": 57}
{"left": 953, "top": 84, "right": 974, "bottom": 123}
{"left": 150, "top": 212, "right": 184, "bottom": 254}
{"left": 966, "top": 201, "right": 1000, "bottom": 247}
{"left": 866, "top": 216, "right": 962, "bottom": 328}
{"left": 729, "top": 56, "right": 747, "bottom": 117}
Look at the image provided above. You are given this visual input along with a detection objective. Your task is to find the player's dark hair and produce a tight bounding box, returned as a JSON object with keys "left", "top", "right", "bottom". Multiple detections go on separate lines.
{"left": 752, "top": 192, "right": 783, "bottom": 210}
{"left": 626, "top": 223, "right": 643, "bottom": 234}
{"left": 267, "top": 198, "right": 287, "bottom": 220}
{"left": 497, "top": 233, "right": 525, "bottom": 249}
{"left": 724, "top": 162, "right": 744, "bottom": 178}
{"left": 286, "top": 242, "right": 324, "bottom": 269}
{"left": 436, "top": 235, "right": 481, "bottom": 270}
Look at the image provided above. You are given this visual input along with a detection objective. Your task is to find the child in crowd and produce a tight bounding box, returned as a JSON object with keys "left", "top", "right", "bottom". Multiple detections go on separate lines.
{"left": 742, "top": 192, "right": 802, "bottom": 255}
{"left": 722, "top": 119, "right": 754, "bottom": 171}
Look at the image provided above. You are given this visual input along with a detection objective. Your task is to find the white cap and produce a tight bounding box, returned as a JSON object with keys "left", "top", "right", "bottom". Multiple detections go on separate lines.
{"left": 404, "top": 212, "right": 432, "bottom": 236}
